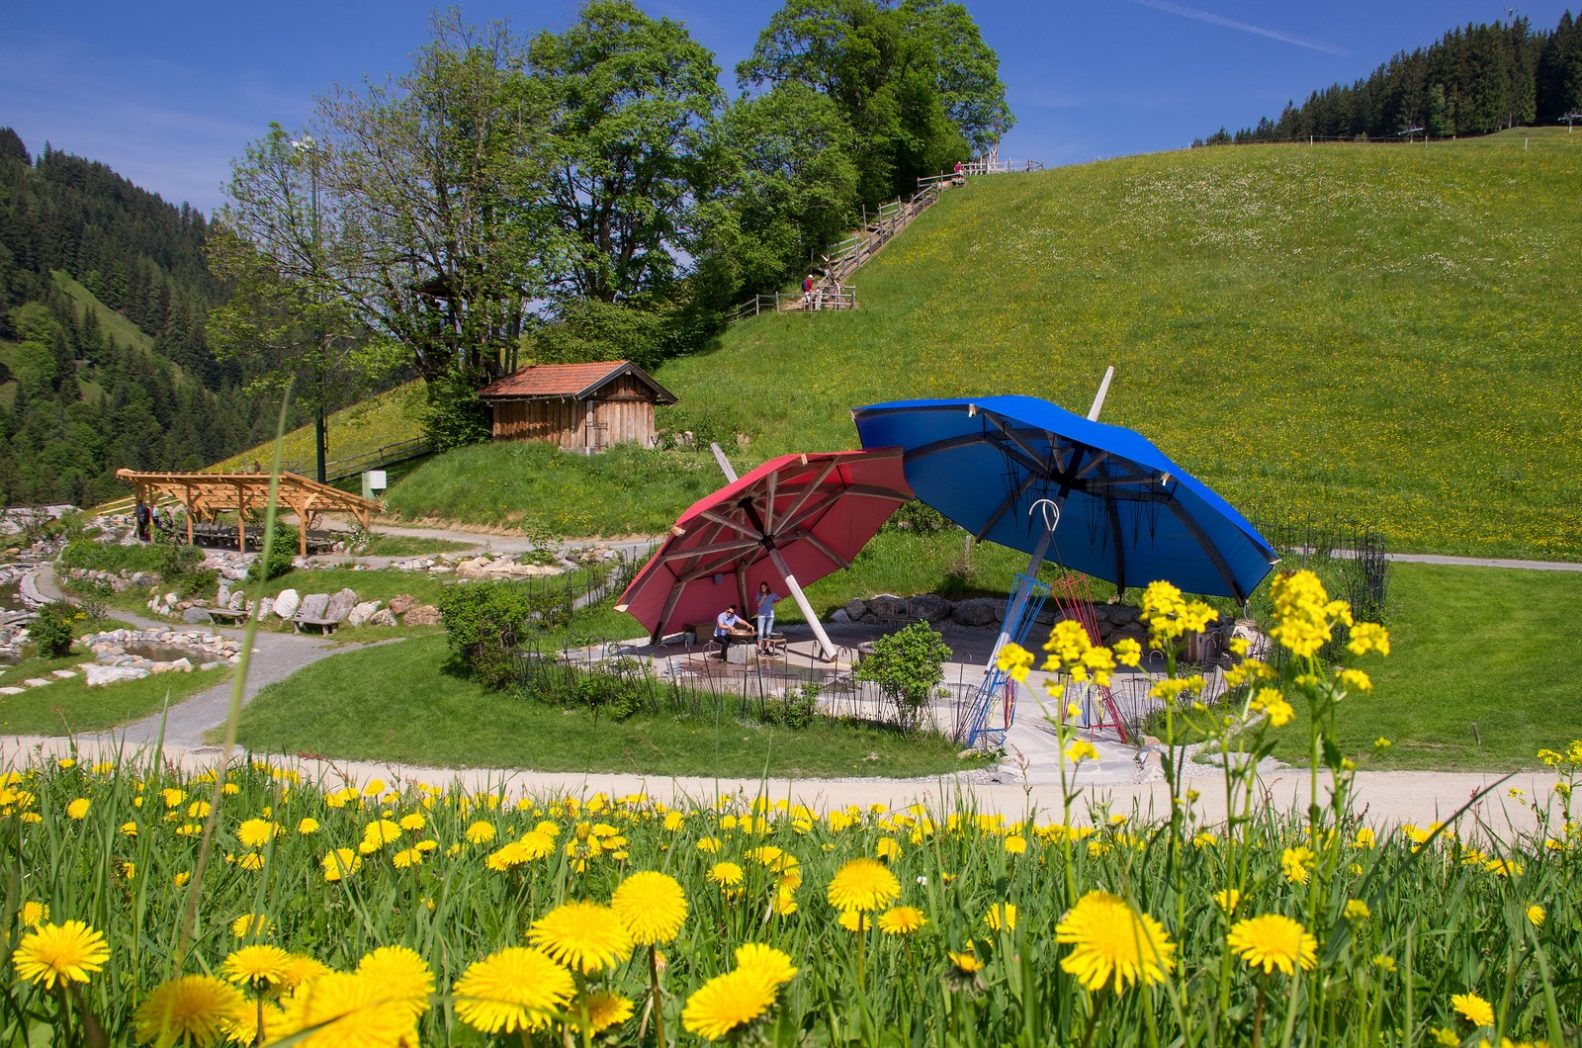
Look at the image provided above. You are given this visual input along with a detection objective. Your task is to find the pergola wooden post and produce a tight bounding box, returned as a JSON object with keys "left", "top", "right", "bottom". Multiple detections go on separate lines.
{"left": 114, "top": 469, "right": 379, "bottom": 552}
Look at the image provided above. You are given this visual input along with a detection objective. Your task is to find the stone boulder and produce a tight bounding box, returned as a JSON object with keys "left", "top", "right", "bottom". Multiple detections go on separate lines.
{"left": 843, "top": 598, "right": 867, "bottom": 620}
{"left": 1095, "top": 602, "right": 1142, "bottom": 627}
{"left": 324, "top": 588, "right": 359, "bottom": 623}
{"left": 369, "top": 608, "right": 399, "bottom": 627}
{"left": 296, "top": 593, "right": 330, "bottom": 621}
{"left": 829, "top": 608, "right": 852, "bottom": 624}
{"left": 950, "top": 597, "right": 1003, "bottom": 628}
{"left": 229, "top": 589, "right": 246, "bottom": 611}
{"left": 908, "top": 593, "right": 954, "bottom": 623}
{"left": 402, "top": 604, "right": 442, "bottom": 627}
{"left": 85, "top": 664, "right": 152, "bottom": 687}
{"left": 866, "top": 594, "right": 911, "bottom": 620}
{"left": 182, "top": 607, "right": 213, "bottom": 625}
{"left": 347, "top": 601, "right": 381, "bottom": 627}
{"left": 388, "top": 594, "right": 417, "bottom": 617}
{"left": 256, "top": 598, "right": 274, "bottom": 620}
{"left": 273, "top": 589, "right": 301, "bottom": 620}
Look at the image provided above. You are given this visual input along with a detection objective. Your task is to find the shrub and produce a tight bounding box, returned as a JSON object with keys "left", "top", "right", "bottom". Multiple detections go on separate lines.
{"left": 854, "top": 621, "right": 953, "bottom": 733}
{"left": 245, "top": 520, "right": 299, "bottom": 583}
{"left": 438, "top": 582, "right": 574, "bottom": 688}
{"left": 763, "top": 681, "right": 822, "bottom": 730}
{"left": 28, "top": 601, "right": 82, "bottom": 658}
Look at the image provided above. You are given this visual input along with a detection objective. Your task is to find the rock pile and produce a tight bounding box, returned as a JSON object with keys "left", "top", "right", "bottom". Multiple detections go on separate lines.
{"left": 76, "top": 627, "right": 241, "bottom": 687}
{"left": 385, "top": 552, "right": 569, "bottom": 577}
{"left": 828, "top": 593, "right": 1151, "bottom": 646}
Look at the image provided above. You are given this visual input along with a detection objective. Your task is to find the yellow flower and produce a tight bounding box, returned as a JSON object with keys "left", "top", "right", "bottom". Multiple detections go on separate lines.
{"left": 19, "top": 900, "right": 48, "bottom": 927}
{"left": 1526, "top": 904, "right": 1545, "bottom": 927}
{"left": 996, "top": 643, "right": 1035, "bottom": 682}
{"left": 1227, "top": 914, "right": 1317, "bottom": 976}
{"left": 528, "top": 901, "right": 633, "bottom": 974}
{"left": 948, "top": 948, "right": 982, "bottom": 974}
{"left": 1451, "top": 991, "right": 1495, "bottom": 1028}
{"left": 1373, "top": 954, "right": 1397, "bottom": 973}
{"left": 733, "top": 943, "right": 797, "bottom": 986}
{"left": 1112, "top": 638, "right": 1142, "bottom": 666}
{"left": 1375, "top": 737, "right": 1392, "bottom": 750}
{"left": 237, "top": 818, "right": 276, "bottom": 848}
{"left": 1335, "top": 667, "right": 1372, "bottom": 693}
{"left": 173, "top": 871, "right": 191, "bottom": 887}
{"left": 276, "top": 971, "right": 416, "bottom": 1046}
{"left": 708, "top": 861, "right": 745, "bottom": 887}
{"left": 876, "top": 836, "right": 903, "bottom": 861}
{"left": 569, "top": 990, "right": 634, "bottom": 1034}
{"left": 1433, "top": 1028, "right": 1460, "bottom": 1047}
{"left": 465, "top": 820, "right": 497, "bottom": 844}
{"left": 231, "top": 913, "right": 272, "bottom": 940}
{"left": 119, "top": 821, "right": 138, "bottom": 837}
{"left": 1003, "top": 834, "right": 1028, "bottom": 855}
{"left": 133, "top": 974, "right": 245, "bottom": 1045}
{"left": 12, "top": 920, "right": 110, "bottom": 989}
{"left": 1347, "top": 622, "right": 1390, "bottom": 656}
{"left": 356, "top": 945, "right": 434, "bottom": 1020}
{"left": 399, "top": 812, "right": 425, "bottom": 831}
{"left": 984, "top": 902, "right": 1017, "bottom": 932}
{"left": 612, "top": 871, "right": 688, "bottom": 946}
{"left": 223, "top": 944, "right": 293, "bottom": 990}
{"left": 322, "top": 848, "right": 362, "bottom": 882}
{"left": 1212, "top": 889, "right": 1241, "bottom": 915}
{"left": 1280, "top": 846, "right": 1314, "bottom": 884}
{"left": 695, "top": 835, "right": 722, "bottom": 853}
{"left": 391, "top": 847, "right": 424, "bottom": 869}
{"left": 1054, "top": 891, "right": 1175, "bottom": 994}
{"left": 1343, "top": 899, "right": 1371, "bottom": 921}
{"left": 1065, "top": 740, "right": 1100, "bottom": 764}
{"left": 296, "top": 817, "right": 320, "bottom": 835}
{"left": 1250, "top": 688, "right": 1294, "bottom": 728}
{"left": 837, "top": 908, "right": 866, "bottom": 932}
{"left": 1268, "top": 570, "right": 1344, "bottom": 658}
{"left": 280, "top": 954, "right": 332, "bottom": 990}
{"left": 682, "top": 966, "right": 780, "bottom": 1041}
{"left": 876, "top": 906, "right": 927, "bottom": 936}
{"left": 826, "top": 858, "right": 901, "bottom": 914}
{"left": 66, "top": 798, "right": 90, "bottom": 820}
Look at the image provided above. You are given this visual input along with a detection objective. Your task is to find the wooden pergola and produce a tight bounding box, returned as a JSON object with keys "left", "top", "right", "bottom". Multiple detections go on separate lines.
{"left": 115, "top": 469, "right": 381, "bottom": 555}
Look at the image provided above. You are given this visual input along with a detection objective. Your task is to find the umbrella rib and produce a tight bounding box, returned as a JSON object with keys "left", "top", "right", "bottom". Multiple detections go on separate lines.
{"left": 762, "top": 469, "right": 778, "bottom": 534}
{"left": 697, "top": 508, "right": 762, "bottom": 540}
{"left": 984, "top": 412, "right": 1057, "bottom": 474}
{"left": 785, "top": 528, "right": 852, "bottom": 570}
{"left": 777, "top": 460, "right": 838, "bottom": 530}
{"left": 902, "top": 432, "right": 993, "bottom": 464}
{"left": 656, "top": 537, "right": 762, "bottom": 563}
{"left": 973, "top": 469, "right": 1040, "bottom": 542}
{"left": 1164, "top": 499, "right": 1245, "bottom": 602}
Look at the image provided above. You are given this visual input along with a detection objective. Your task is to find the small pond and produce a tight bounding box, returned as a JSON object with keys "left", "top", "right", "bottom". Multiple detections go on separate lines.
{"left": 122, "top": 642, "right": 208, "bottom": 663}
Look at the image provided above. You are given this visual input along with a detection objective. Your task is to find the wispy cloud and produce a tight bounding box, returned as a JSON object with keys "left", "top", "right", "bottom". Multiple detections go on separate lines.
{"left": 1126, "top": 0, "right": 1346, "bottom": 56}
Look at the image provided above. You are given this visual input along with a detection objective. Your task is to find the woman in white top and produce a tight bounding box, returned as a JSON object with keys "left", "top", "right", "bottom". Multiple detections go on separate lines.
{"left": 755, "top": 582, "right": 780, "bottom": 654}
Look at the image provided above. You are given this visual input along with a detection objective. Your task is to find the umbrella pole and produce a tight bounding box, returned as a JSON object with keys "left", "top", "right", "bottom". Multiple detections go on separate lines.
{"left": 767, "top": 547, "right": 838, "bottom": 661}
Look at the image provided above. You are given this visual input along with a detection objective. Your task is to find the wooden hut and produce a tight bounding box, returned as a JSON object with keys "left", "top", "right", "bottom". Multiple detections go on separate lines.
{"left": 477, "top": 361, "right": 677, "bottom": 451}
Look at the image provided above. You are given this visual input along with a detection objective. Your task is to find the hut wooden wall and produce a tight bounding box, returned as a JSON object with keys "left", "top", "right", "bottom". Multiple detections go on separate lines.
{"left": 488, "top": 376, "right": 657, "bottom": 450}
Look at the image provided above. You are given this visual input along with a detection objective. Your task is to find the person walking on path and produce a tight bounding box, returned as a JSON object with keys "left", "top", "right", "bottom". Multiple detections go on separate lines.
{"left": 755, "top": 582, "right": 780, "bottom": 654}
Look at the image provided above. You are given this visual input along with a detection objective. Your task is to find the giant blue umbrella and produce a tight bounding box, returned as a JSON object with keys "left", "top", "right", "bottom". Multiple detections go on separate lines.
{"left": 851, "top": 394, "right": 1279, "bottom": 603}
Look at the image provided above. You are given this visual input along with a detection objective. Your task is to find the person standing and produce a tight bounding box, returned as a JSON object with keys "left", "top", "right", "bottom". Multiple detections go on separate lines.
{"left": 134, "top": 499, "right": 151, "bottom": 542}
{"left": 714, "top": 604, "right": 745, "bottom": 660}
{"left": 755, "top": 582, "right": 780, "bottom": 654}
{"left": 802, "top": 274, "right": 815, "bottom": 305}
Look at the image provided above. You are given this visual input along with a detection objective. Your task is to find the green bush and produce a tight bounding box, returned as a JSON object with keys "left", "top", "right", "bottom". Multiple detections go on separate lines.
{"left": 763, "top": 681, "right": 822, "bottom": 730}
{"left": 854, "top": 620, "right": 953, "bottom": 733}
{"left": 245, "top": 520, "right": 299, "bottom": 583}
{"left": 438, "top": 582, "right": 575, "bottom": 688}
{"left": 28, "top": 601, "right": 82, "bottom": 658}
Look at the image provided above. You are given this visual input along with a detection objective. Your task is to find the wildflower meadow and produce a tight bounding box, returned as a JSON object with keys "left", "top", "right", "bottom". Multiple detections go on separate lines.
{"left": 4, "top": 570, "right": 1579, "bottom": 1045}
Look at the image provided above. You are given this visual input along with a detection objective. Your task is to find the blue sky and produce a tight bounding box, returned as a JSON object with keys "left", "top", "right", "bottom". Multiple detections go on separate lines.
{"left": 2, "top": 1, "right": 1574, "bottom": 214}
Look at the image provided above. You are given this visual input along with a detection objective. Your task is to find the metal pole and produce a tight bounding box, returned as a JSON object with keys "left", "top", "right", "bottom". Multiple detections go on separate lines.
{"left": 709, "top": 443, "right": 737, "bottom": 483}
{"left": 768, "top": 547, "right": 837, "bottom": 661}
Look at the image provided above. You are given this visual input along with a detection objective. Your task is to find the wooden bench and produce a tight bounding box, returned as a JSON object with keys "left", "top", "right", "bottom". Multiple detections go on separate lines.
{"left": 206, "top": 607, "right": 249, "bottom": 625}
{"left": 292, "top": 614, "right": 343, "bottom": 635}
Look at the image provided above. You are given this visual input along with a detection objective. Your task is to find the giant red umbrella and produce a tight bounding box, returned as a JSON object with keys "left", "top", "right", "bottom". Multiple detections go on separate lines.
{"left": 616, "top": 448, "right": 913, "bottom": 659}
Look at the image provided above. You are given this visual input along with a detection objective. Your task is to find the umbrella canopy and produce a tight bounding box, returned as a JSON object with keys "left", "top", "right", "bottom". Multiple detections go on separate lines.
{"left": 851, "top": 395, "right": 1277, "bottom": 601}
{"left": 617, "top": 449, "right": 913, "bottom": 653}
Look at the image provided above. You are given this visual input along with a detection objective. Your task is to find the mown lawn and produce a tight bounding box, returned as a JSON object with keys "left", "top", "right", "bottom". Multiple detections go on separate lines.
{"left": 0, "top": 656, "right": 229, "bottom": 735}
{"left": 232, "top": 633, "right": 972, "bottom": 778}
{"left": 391, "top": 134, "right": 1580, "bottom": 561}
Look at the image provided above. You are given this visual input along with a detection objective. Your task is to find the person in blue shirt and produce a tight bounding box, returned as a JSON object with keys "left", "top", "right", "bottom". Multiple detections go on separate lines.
{"left": 755, "top": 582, "right": 780, "bottom": 654}
{"left": 714, "top": 604, "right": 745, "bottom": 660}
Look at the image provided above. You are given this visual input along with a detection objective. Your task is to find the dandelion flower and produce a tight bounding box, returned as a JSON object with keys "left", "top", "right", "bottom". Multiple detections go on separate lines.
{"left": 733, "top": 943, "right": 797, "bottom": 986}
{"left": 826, "top": 858, "right": 900, "bottom": 914}
{"left": 13, "top": 920, "right": 110, "bottom": 989}
{"left": 356, "top": 945, "right": 434, "bottom": 1019}
{"left": 391, "top": 847, "right": 424, "bottom": 869}
{"left": 1343, "top": 899, "right": 1371, "bottom": 921}
{"left": 1227, "top": 914, "right": 1318, "bottom": 976}
{"left": 226, "top": 1001, "right": 286, "bottom": 1046}
{"left": 528, "top": 901, "right": 633, "bottom": 974}
{"left": 569, "top": 990, "right": 634, "bottom": 1034}
{"left": 1451, "top": 992, "right": 1494, "bottom": 1028}
{"left": 1280, "top": 846, "right": 1314, "bottom": 885}
{"left": 19, "top": 900, "right": 48, "bottom": 927}
{"left": 877, "top": 906, "right": 927, "bottom": 936}
{"left": 66, "top": 798, "right": 90, "bottom": 820}
{"left": 230, "top": 913, "right": 272, "bottom": 940}
{"left": 681, "top": 967, "right": 778, "bottom": 1041}
{"left": 1054, "top": 891, "right": 1175, "bottom": 994}
{"left": 612, "top": 871, "right": 688, "bottom": 945}
{"left": 707, "top": 861, "right": 745, "bottom": 887}
{"left": 322, "top": 848, "right": 362, "bottom": 882}
{"left": 296, "top": 817, "right": 320, "bottom": 835}
{"left": 948, "top": 948, "right": 983, "bottom": 974}
{"left": 453, "top": 946, "right": 574, "bottom": 1035}
{"left": 237, "top": 818, "right": 276, "bottom": 848}
{"left": 222, "top": 944, "right": 293, "bottom": 990}
{"left": 399, "top": 812, "right": 425, "bottom": 831}
{"left": 133, "top": 974, "right": 245, "bottom": 1045}
{"left": 277, "top": 971, "right": 415, "bottom": 1046}
{"left": 279, "top": 954, "right": 332, "bottom": 990}
{"left": 1212, "top": 889, "right": 1241, "bottom": 915}
{"left": 1527, "top": 904, "right": 1545, "bottom": 927}
{"left": 465, "top": 820, "right": 496, "bottom": 844}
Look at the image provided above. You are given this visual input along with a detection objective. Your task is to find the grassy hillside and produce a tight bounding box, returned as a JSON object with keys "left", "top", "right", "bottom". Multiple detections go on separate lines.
{"left": 53, "top": 270, "right": 155, "bottom": 355}
{"left": 390, "top": 131, "right": 1580, "bottom": 559}
{"left": 212, "top": 380, "right": 425, "bottom": 475}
